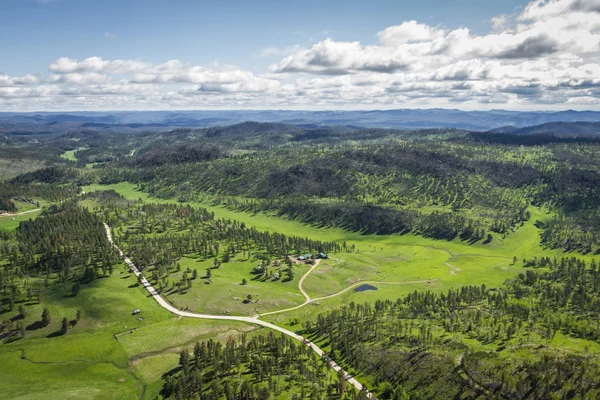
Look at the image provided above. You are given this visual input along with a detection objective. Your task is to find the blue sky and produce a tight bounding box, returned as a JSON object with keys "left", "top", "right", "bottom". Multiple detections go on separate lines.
{"left": 3, "top": 0, "right": 528, "bottom": 74}
{"left": 1, "top": 0, "right": 599, "bottom": 111}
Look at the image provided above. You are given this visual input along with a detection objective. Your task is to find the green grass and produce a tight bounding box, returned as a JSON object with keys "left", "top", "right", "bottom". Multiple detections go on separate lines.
{"left": 0, "top": 258, "right": 258, "bottom": 399}
{"left": 82, "top": 184, "right": 583, "bottom": 314}
{"left": 0, "top": 211, "right": 41, "bottom": 231}
{"left": 0, "top": 349, "right": 141, "bottom": 400}
{"left": 73, "top": 182, "right": 600, "bottom": 395}
{"left": 160, "top": 256, "right": 306, "bottom": 316}
{"left": 60, "top": 148, "right": 87, "bottom": 161}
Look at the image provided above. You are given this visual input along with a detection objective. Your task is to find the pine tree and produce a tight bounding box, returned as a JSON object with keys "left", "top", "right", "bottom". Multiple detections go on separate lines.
{"left": 60, "top": 317, "right": 69, "bottom": 335}
{"left": 179, "top": 350, "right": 190, "bottom": 375}
{"left": 41, "top": 308, "right": 51, "bottom": 327}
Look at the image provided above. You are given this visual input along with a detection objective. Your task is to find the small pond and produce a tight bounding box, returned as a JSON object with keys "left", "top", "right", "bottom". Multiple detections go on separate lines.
{"left": 354, "top": 284, "right": 378, "bottom": 293}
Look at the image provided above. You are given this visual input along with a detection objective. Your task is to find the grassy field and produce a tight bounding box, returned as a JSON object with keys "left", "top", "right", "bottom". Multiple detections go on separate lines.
{"left": 0, "top": 249, "right": 258, "bottom": 399}
{"left": 31, "top": 181, "right": 588, "bottom": 397}
{"left": 80, "top": 182, "right": 583, "bottom": 331}
{"left": 161, "top": 256, "right": 307, "bottom": 316}
{"left": 0, "top": 210, "right": 42, "bottom": 231}
{"left": 60, "top": 148, "right": 87, "bottom": 161}
{"left": 0, "top": 181, "right": 589, "bottom": 399}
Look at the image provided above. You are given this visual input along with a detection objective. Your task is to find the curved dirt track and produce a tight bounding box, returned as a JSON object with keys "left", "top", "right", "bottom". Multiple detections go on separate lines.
{"left": 256, "top": 259, "right": 321, "bottom": 317}
{"left": 104, "top": 223, "right": 373, "bottom": 397}
{"left": 0, "top": 208, "right": 40, "bottom": 218}
{"left": 259, "top": 264, "right": 437, "bottom": 317}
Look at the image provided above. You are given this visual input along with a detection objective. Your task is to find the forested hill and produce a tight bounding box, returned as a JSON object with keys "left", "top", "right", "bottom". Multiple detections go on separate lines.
{"left": 3, "top": 119, "right": 600, "bottom": 253}
{"left": 3, "top": 115, "right": 600, "bottom": 399}
{"left": 485, "top": 121, "right": 600, "bottom": 136}
{"left": 75, "top": 135, "right": 597, "bottom": 251}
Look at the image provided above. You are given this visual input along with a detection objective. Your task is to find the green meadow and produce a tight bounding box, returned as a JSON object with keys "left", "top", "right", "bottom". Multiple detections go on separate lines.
{"left": 162, "top": 255, "right": 307, "bottom": 316}
{"left": 0, "top": 210, "right": 42, "bottom": 231}
{"left": 0, "top": 246, "right": 257, "bottom": 400}
{"left": 0, "top": 181, "right": 583, "bottom": 399}
{"left": 0, "top": 173, "right": 595, "bottom": 398}
{"left": 81, "top": 182, "right": 582, "bottom": 333}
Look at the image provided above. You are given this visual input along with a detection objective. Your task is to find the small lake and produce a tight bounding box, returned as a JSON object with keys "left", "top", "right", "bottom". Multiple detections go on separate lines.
{"left": 354, "top": 284, "right": 378, "bottom": 293}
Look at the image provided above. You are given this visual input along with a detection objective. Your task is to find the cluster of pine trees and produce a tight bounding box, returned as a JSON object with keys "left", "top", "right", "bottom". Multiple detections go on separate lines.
{"left": 105, "top": 203, "right": 342, "bottom": 294}
{"left": 0, "top": 181, "right": 77, "bottom": 212}
{"left": 94, "top": 140, "right": 541, "bottom": 242}
{"left": 0, "top": 202, "right": 119, "bottom": 312}
{"left": 303, "top": 256, "right": 600, "bottom": 398}
{"left": 161, "top": 332, "right": 369, "bottom": 400}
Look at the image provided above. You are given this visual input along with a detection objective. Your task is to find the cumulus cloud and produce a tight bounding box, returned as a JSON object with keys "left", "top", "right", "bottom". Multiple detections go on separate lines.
{"left": 270, "top": 39, "right": 410, "bottom": 75}
{"left": 377, "top": 21, "right": 446, "bottom": 46}
{"left": 0, "top": 74, "right": 38, "bottom": 86}
{"left": 519, "top": 0, "right": 600, "bottom": 21}
{"left": 495, "top": 34, "right": 559, "bottom": 59}
{"left": 3, "top": 0, "right": 600, "bottom": 110}
{"left": 491, "top": 14, "right": 510, "bottom": 31}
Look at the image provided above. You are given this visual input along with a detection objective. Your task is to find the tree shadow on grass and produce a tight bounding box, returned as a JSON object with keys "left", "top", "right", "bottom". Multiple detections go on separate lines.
{"left": 46, "top": 330, "right": 65, "bottom": 338}
{"left": 26, "top": 321, "right": 43, "bottom": 331}
{"left": 2, "top": 333, "right": 22, "bottom": 343}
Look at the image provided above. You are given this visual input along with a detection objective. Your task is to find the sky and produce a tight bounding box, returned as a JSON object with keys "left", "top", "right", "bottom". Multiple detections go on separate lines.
{"left": 1, "top": 0, "right": 599, "bottom": 111}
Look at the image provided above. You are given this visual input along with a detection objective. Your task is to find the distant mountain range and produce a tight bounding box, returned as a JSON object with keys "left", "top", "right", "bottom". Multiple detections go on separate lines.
{"left": 0, "top": 109, "right": 599, "bottom": 132}
{"left": 486, "top": 121, "right": 600, "bottom": 136}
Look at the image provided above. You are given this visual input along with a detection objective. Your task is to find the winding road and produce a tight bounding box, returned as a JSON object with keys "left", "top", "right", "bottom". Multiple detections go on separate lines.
{"left": 256, "top": 258, "right": 322, "bottom": 317}
{"left": 0, "top": 208, "right": 41, "bottom": 218}
{"left": 104, "top": 223, "right": 374, "bottom": 398}
{"left": 259, "top": 270, "right": 437, "bottom": 317}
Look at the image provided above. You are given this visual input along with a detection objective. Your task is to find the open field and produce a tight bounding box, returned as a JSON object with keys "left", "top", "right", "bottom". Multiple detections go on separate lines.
{"left": 81, "top": 182, "right": 588, "bottom": 332}
{"left": 60, "top": 148, "right": 87, "bottom": 161}
{"left": 0, "top": 181, "right": 584, "bottom": 399}
{"left": 0, "top": 209, "right": 42, "bottom": 230}
{"left": 0, "top": 252, "right": 257, "bottom": 400}
{"left": 162, "top": 256, "right": 307, "bottom": 316}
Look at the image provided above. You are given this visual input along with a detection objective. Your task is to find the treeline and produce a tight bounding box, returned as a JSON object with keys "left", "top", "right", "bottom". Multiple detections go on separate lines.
{"left": 161, "top": 332, "right": 369, "bottom": 400}
{"left": 540, "top": 212, "right": 600, "bottom": 253}
{"left": 224, "top": 198, "right": 528, "bottom": 241}
{"left": 114, "top": 203, "right": 339, "bottom": 261}
{"left": 106, "top": 203, "right": 341, "bottom": 292}
{"left": 130, "top": 142, "right": 225, "bottom": 167}
{"left": 304, "top": 255, "right": 600, "bottom": 398}
{"left": 12, "top": 128, "right": 600, "bottom": 250}
{"left": 10, "top": 166, "right": 80, "bottom": 185}
{"left": 0, "top": 202, "right": 119, "bottom": 311}
{"left": 95, "top": 141, "right": 536, "bottom": 241}
{"left": 0, "top": 181, "right": 77, "bottom": 213}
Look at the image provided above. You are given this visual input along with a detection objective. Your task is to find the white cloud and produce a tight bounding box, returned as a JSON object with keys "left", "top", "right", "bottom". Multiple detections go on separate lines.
{"left": 519, "top": 0, "right": 600, "bottom": 21}
{"left": 377, "top": 21, "right": 446, "bottom": 46}
{"left": 3, "top": 0, "right": 600, "bottom": 110}
{"left": 0, "top": 74, "right": 38, "bottom": 87}
{"left": 491, "top": 14, "right": 509, "bottom": 31}
{"left": 104, "top": 32, "right": 117, "bottom": 39}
